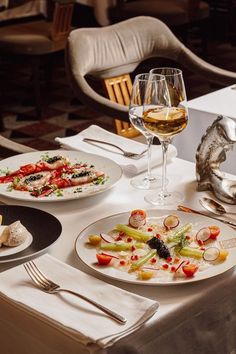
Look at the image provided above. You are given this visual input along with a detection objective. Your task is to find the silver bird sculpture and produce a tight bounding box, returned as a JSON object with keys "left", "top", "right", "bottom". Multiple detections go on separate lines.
{"left": 196, "top": 115, "right": 236, "bottom": 204}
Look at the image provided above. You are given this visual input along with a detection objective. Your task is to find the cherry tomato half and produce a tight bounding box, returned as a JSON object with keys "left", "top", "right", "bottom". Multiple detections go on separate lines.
{"left": 131, "top": 209, "right": 146, "bottom": 218}
{"left": 209, "top": 226, "right": 220, "bottom": 240}
{"left": 182, "top": 264, "right": 198, "bottom": 277}
{"left": 96, "top": 253, "right": 112, "bottom": 265}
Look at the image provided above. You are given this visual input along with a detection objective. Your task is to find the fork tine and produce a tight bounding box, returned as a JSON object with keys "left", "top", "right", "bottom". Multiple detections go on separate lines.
{"left": 31, "top": 261, "right": 58, "bottom": 287}
{"left": 24, "top": 263, "right": 45, "bottom": 289}
{"left": 30, "top": 261, "right": 51, "bottom": 287}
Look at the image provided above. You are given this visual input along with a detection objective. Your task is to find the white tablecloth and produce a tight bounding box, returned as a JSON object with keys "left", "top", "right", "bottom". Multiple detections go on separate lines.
{"left": 173, "top": 85, "right": 236, "bottom": 174}
{"left": 1, "top": 157, "right": 236, "bottom": 354}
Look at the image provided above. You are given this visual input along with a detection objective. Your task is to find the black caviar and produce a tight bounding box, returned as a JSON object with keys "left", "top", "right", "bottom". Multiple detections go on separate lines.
{"left": 147, "top": 237, "right": 171, "bottom": 259}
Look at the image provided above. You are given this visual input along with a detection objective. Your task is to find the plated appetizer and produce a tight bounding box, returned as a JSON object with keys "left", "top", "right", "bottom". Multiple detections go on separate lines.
{"left": 0, "top": 154, "right": 107, "bottom": 198}
{"left": 86, "top": 209, "right": 229, "bottom": 282}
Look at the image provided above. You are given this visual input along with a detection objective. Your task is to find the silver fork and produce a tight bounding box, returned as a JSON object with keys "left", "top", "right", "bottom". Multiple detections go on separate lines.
{"left": 83, "top": 138, "right": 147, "bottom": 159}
{"left": 24, "top": 261, "right": 126, "bottom": 324}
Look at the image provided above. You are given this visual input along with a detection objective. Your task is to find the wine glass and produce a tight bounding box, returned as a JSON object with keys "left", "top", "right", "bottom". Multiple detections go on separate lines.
{"left": 143, "top": 67, "right": 188, "bottom": 205}
{"left": 129, "top": 73, "right": 162, "bottom": 190}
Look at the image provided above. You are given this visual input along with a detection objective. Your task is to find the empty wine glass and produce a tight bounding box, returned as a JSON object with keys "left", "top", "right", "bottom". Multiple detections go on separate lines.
{"left": 143, "top": 68, "right": 188, "bottom": 205}
{"left": 129, "top": 73, "right": 162, "bottom": 190}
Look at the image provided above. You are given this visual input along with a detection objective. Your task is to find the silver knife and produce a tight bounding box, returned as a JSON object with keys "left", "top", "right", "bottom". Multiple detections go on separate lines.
{"left": 177, "top": 205, "right": 236, "bottom": 228}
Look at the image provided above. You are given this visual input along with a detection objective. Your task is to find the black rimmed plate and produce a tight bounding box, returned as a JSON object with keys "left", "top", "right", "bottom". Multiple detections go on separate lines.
{"left": 0, "top": 205, "right": 62, "bottom": 263}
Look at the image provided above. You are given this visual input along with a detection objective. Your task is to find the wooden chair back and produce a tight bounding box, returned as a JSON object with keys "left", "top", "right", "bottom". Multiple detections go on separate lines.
{"left": 103, "top": 74, "right": 140, "bottom": 139}
{"left": 50, "top": 1, "right": 74, "bottom": 41}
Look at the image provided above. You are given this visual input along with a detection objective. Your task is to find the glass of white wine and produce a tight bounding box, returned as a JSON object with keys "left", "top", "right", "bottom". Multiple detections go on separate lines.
{"left": 143, "top": 67, "right": 188, "bottom": 205}
{"left": 129, "top": 73, "right": 163, "bottom": 190}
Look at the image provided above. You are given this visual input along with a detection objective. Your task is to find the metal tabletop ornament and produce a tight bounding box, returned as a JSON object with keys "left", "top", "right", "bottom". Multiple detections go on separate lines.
{"left": 196, "top": 115, "right": 236, "bottom": 204}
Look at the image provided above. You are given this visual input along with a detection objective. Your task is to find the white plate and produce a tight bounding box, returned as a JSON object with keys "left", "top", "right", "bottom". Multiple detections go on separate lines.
{"left": 75, "top": 209, "right": 236, "bottom": 285}
{"left": 0, "top": 232, "right": 33, "bottom": 257}
{"left": 0, "top": 150, "right": 122, "bottom": 202}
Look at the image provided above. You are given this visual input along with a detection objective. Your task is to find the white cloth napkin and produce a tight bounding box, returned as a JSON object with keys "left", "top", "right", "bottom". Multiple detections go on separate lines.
{"left": 55, "top": 125, "right": 177, "bottom": 175}
{"left": 0, "top": 254, "right": 158, "bottom": 350}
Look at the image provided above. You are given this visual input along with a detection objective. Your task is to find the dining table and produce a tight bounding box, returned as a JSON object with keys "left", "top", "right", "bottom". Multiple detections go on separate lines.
{"left": 1, "top": 152, "right": 236, "bottom": 354}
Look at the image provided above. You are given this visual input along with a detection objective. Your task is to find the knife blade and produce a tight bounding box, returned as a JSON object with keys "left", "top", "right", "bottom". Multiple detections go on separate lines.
{"left": 177, "top": 205, "right": 236, "bottom": 228}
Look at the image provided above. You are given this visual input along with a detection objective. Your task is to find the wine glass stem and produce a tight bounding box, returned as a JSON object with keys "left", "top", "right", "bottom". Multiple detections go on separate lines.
{"left": 161, "top": 139, "right": 170, "bottom": 196}
{"left": 146, "top": 135, "right": 154, "bottom": 179}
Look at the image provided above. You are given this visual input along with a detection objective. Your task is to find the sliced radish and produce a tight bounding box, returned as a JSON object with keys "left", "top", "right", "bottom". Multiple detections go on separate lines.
{"left": 129, "top": 215, "right": 146, "bottom": 229}
{"left": 163, "top": 215, "right": 179, "bottom": 229}
{"left": 143, "top": 266, "right": 160, "bottom": 271}
{"left": 101, "top": 252, "right": 120, "bottom": 260}
{"left": 100, "top": 233, "right": 115, "bottom": 243}
{"left": 174, "top": 260, "right": 188, "bottom": 273}
{"left": 196, "top": 227, "right": 211, "bottom": 243}
{"left": 203, "top": 247, "right": 220, "bottom": 262}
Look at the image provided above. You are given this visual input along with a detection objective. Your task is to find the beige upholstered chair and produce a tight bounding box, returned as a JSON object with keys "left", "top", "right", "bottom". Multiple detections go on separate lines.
{"left": 0, "top": 135, "right": 36, "bottom": 158}
{"left": 0, "top": 0, "right": 74, "bottom": 119}
{"left": 66, "top": 16, "right": 236, "bottom": 129}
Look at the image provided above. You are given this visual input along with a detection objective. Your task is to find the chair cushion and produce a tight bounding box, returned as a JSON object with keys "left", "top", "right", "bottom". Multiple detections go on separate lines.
{"left": 0, "top": 20, "right": 66, "bottom": 55}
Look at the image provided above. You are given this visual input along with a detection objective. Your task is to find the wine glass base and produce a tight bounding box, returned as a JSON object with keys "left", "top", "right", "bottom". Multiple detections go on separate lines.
{"left": 144, "top": 190, "right": 184, "bottom": 206}
{"left": 130, "top": 175, "right": 162, "bottom": 190}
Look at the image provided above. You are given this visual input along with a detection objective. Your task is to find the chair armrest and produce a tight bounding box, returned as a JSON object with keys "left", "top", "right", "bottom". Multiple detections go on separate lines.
{"left": 179, "top": 44, "right": 236, "bottom": 86}
{"left": 0, "top": 135, "right": 36, "bottom": 158}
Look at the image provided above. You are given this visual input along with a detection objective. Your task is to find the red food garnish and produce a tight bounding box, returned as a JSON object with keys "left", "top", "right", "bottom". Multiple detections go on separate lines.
{"left": 182, "top": 264, "right": 198, "bottom": 277}
{"left": 209, "top": 226, "right": 220, "bottom": 240}
{"left": 96, "top": 254, "right": 112, "bottom": 265}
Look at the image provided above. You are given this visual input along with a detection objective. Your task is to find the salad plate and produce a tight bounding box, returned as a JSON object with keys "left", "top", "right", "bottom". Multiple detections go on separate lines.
{"left": 0, "top": 150, "right": 122, "bottom": 202}
{"left": 75, "top": 209, "right": 236, "bottom": 285}
{"left": 0, "top": 205, "right": 62, "bottom": 263}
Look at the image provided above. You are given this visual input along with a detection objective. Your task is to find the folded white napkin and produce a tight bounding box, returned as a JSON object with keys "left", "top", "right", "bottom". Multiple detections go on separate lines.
{"left": 0, "top": 254, "right": 158, "bottom": 350}
{"left": 55, "top": 125, "right": 177, "bottom": 175}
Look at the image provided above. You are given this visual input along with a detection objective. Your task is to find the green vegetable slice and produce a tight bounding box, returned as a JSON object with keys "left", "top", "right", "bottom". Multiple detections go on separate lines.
{"left": 129, "top": 249, "right": 157, "bottom": 272}
{"left": 116, "top": 224, "right": 153, "bottom": 242}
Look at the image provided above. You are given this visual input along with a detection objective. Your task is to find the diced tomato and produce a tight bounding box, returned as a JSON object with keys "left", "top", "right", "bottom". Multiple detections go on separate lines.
{"left": 182, "top": 264, "right": 198, "bottom": 277}
{"left": 19, "top": 164, "right": 36, "bottom": 175}
{"left": 50, "top": 177, "right": 71, "bottom": 189}
{"left": 209, "top": 226, "right": 220, "bottom": 240}
{"left": 96, "top": 254, "right": 112, "bottom": 265}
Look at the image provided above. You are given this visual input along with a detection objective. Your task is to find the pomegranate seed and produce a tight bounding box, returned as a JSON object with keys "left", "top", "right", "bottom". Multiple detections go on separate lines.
{"left": 120, "top": 260, "right": 126, "bottom": 266}
{"left": 151, "top": 258, "right": 157, "bottom": 264}
{"left": 162, "top": 264, "right": 169, "bottom": 269}
{"left": 197, "top": 239, "right": 204, "bottom": 246}
{"left": 135, "top": 255, "right": 139, "bottom": 260}
{"left": 171, "top": 266, "right": 176, "bottom": 272}
{"left": 131, "top": 255, "right": 136, "bottom": 261}
{"left": 200, "top": 247, "right": 206, "bottom": 251}
{"left": 148, "top": 227, "right": 153, "bottom": 231}
{"left": 174, "top": 257, "right": 180, "bottom": 263}
{"left": 186, "top": 235, "right": 191, "bottom": 240}
{"left": 115, "top": 236, "right": 122, "bottom": 241}
{"left": 131, "top": 246, "right": 136, "bottom": 252}
{"left": 155, "top": 233, "right": 161, "bottom": 239}
{"left": 119, "top": 231, "right": 125, "bottom": 236}
{"left": 166, "top": 257, "right": 172, "bottom": 263}
{"left": 127, "top": 237, "right": 133, "bottom": 242}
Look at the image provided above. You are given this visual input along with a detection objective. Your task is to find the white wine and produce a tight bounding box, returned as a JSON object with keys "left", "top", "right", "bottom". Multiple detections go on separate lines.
{"left": 143, "top": 107, "right": 188, "bottom": 138}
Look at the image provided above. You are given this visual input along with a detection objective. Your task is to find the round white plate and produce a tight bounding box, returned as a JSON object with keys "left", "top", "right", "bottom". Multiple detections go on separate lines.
{"left": 75, "top": 209, "right": 236, "bottom": 285}
{"left": 0, "top": 150, "right": 122, "bottom": 202}
{"left": 0, "top": 231, "right": 33, "bottom": 257}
